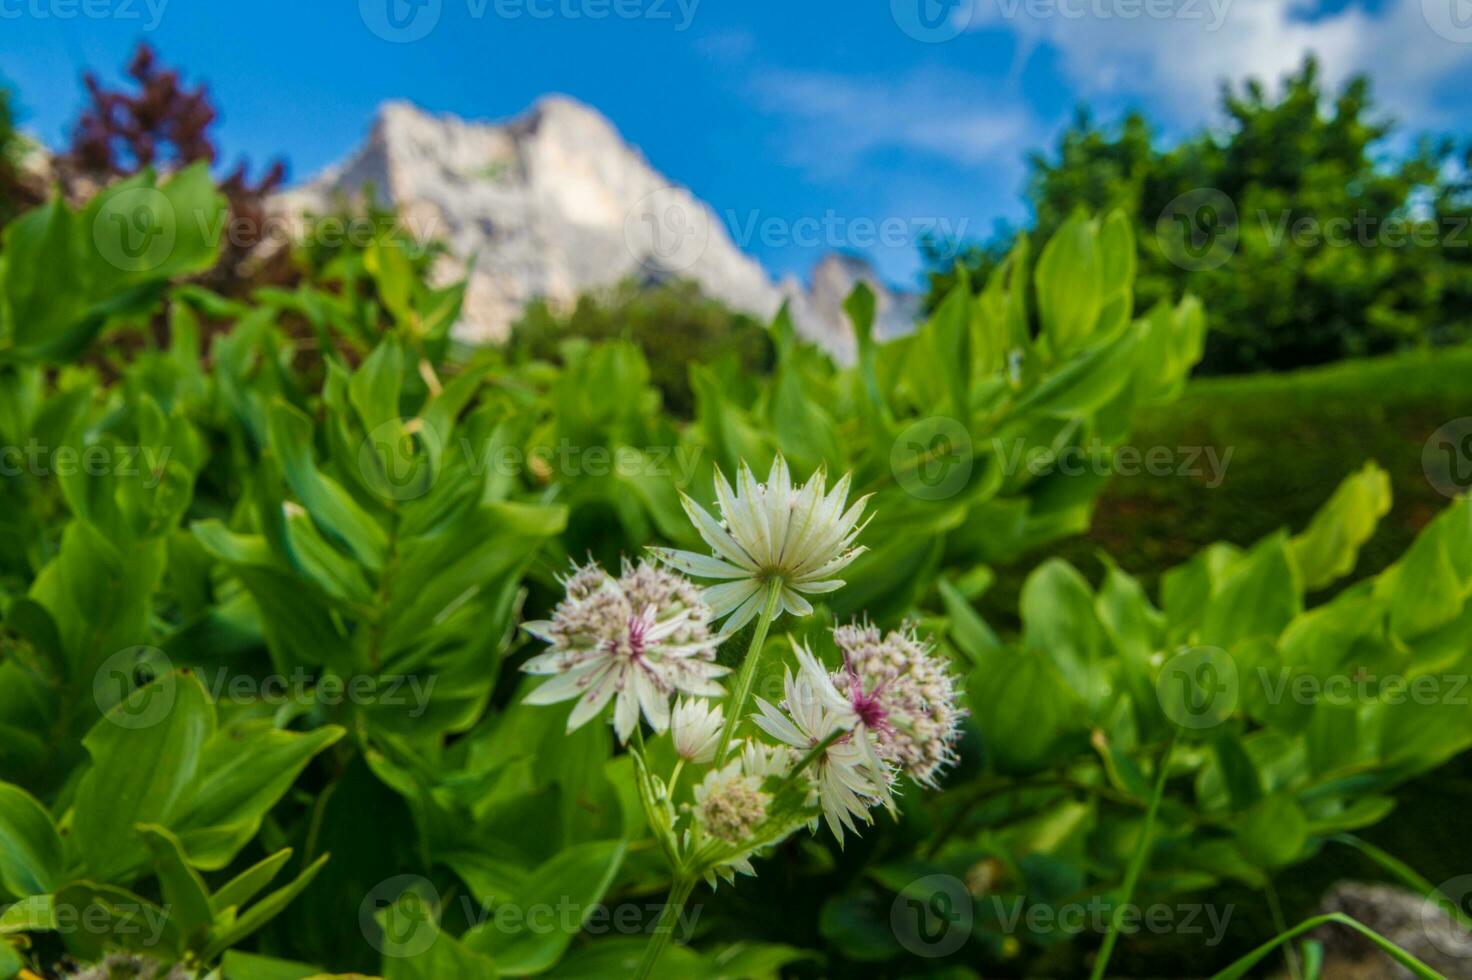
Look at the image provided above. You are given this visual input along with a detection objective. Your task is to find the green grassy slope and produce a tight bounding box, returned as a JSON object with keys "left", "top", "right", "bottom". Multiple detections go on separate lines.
{"left": 988, "top": 346, "right": 1472, "bottom": 624}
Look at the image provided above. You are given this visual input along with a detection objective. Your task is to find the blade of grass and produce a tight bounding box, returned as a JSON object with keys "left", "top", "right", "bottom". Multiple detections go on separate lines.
{"left": 1208, "top": 913, "right": 1446, "bottom": 980}
{"left": 1088, "top": 734, "right": 1175, "bottom": 980}
{"left": 1265, "top": 878, "right": 1302, "bottom": 980}
{"left": 1333, "top": 834, "right": 1472, "bottom": 932}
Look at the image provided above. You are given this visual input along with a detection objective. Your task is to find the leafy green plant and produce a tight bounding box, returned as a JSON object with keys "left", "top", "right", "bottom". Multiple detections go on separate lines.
{"left": 0, "top": 169, "right": 1464, "bottom": 980}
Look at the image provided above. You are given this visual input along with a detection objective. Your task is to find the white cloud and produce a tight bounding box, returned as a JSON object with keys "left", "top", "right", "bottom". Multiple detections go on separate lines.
{"left": 749, "top": 66, "right": 1036, "bottom": 178}
{"left": 967, "top": 0, "right": 1472, "bottom": 127}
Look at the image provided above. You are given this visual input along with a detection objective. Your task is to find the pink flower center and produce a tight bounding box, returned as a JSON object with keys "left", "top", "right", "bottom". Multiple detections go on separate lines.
{"left": 852, "top": 688, "right": 889, "bottom": 730}
{"left": 627, "top": 618, "right": 647, "bottom": 659}
{"left": 844, "top": 661, "right": 892, "bottom": 732}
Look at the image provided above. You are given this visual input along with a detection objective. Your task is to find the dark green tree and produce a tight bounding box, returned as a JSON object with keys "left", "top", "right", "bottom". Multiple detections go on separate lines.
{"left": 928, "top": 58, "right": 1472, "bottom": 373}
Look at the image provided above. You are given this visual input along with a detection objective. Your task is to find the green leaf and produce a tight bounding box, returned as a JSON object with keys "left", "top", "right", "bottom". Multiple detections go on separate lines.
{"left": 200, "top": 854, "right": 330, "bottom": 961}
{"left": 1377, "top": 513, "right": 1465, "bottom": 641}
{"left": 1201, "top": 534, "right": 1301, "bottom": 647}
{"left": 212, "top": 848, "right": 296, "bottom": 914}
{"left": 1094, "top": 210, "right": 1136, "bottom": 336}
{"left": 937, "top": 576, "right": 1002, "bottom": 667}
{"left": 268, "top": 400, "right": 389, "bottom": 571}
{"left": 1020, "top": 559, "right": 1110, "bottom": 718}
{"left": 969, "top": 649, "right": 1085, "bottom": 773}
{"left": 1034, "top": 211, "right": 1102, "bottom": 354}
{"left": 1290, "top": 463, "right": 1391, "bottom": 591}
{"left": 1210, "top": 737, "right": 1263, "bottom": 812}
{"left": 137, "top": 824, "right": 214, "bottom": 939}
{"left": 1235, "top": 796, "right": 1308, "bottom": 869}
{"left": 1096, "top": 562, "right": 1167, "bottom": 737}
{"left": 72, "top": 671, "right": 215, "bottom": 883}
{"left": 218, "top": 951, "right": 324, "bottom": 980}
{"left": 349, "top": 336, "right": 406, "bottom": 435}
{"left": 550, "top": 938, "right": 703, "bottom": 978}
{"left": 0, "top": 782, "right": 63, "bottom": 897}
{"left": 381, "top": 893, "right": 498, "bottom": 980}
{"left": 464, "top": 840, "right": 626, "bottom": 975}
{"left": 1008, "top": 326, "right": 1140, "bottom": 420}
{"left": 172, "top": 723, "right": 345, "bottom": 870}
{"left": 52, "top": 881, "right": 181, "bottom": 961}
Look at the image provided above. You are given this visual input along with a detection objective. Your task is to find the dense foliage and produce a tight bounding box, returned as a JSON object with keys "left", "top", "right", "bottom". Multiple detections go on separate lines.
{"left": 0, "top": 163, "right": 1464, "bottom": 980}
{"left": 509, "top": 279, "right": 773, "bottom": 419}
{"left": 927, "top": 58, "right": 1472, "bottom": 375}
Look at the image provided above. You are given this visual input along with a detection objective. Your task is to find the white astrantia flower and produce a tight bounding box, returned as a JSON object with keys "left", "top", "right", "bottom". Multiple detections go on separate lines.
{"left": 690, "top": 741, "right": 789, "bottom": 882}
{"left": 670, "top": 697, "right": 724, "bottom": 763}
{"left": 651, "top": 455, "right": 870, "bottom": 631}
{"left": 520, "top": 560, "right": 727, "bottom": 742}
{"left": 740, "top": 738, "right": 794, "bottom": 783}
{"left": 693, "top": 758, "right": 771, "bottom": 846}
{"left": 831, "top": 622, "right": 966, "bottom": 788}
{"left": 752, "top": 643, "right": 895, "bottom": 844}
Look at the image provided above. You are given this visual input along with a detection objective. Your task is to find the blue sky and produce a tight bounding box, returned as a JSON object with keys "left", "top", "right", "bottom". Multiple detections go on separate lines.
{"left": 3, "top": 0, "right": 1470, "bottom": 286}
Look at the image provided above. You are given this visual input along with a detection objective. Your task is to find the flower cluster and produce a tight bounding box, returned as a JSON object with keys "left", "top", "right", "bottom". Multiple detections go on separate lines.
{"left": 519, "top": 455, "right": 965, "bottom": 905}
{"left": 830, "top": 622, "right": 965, "bottom": 788}
{"left": 521, "top": 559, "right": 726, "bottom": 742}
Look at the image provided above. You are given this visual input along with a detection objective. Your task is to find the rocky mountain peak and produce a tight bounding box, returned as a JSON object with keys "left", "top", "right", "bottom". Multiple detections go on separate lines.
{"left": 275, "top": 98, "right": 919, "bottom": 360}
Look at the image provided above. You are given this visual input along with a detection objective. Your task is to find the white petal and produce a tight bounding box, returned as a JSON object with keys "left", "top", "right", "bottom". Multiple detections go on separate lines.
{"left": 704, "top": 579, "right": 760, "bottom": 617}
{"left": 524, "top": 662, "right": 608, "bottom": 705}
{"left": 565, "top": 672, "right": 618, "bottom": 731}
{"left": 788, "top": 578, "right": 845, "bottom": 595}
{"left": 737, "top": 462, "right": 775, "bottom": 566}
{"left": 752, "top": 696, "right": 807, "bottom": 748}
{"left": 635, "top": 668, "right": 672, "bottom": 732}
{"left": 719, "top": 586, "right": 767, "bottom": 633}
{"left": 521, "top": 620, "right": 557, "bottom": 642}
{"left": 680, "top": 492, "right": 757, "bottom": 570}
{"left": 613, "top": 686, "right": 639, "bottom": 743}
{"left": 779, "top": 588, "right": 813, "bottom": 618}
{"left": 649, "top": 548, "right": 749, "bottom": 580}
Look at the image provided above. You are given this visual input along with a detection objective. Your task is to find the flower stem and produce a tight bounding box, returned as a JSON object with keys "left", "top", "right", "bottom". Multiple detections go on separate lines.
{"left": 1089, "top": 733, "right": 1176, "bottom": 980}
{"left": 633, "top": 874, "right": 697, "bottom": 980}
{"left": 714, "top": 579, "right": 784, "bottom": 762}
